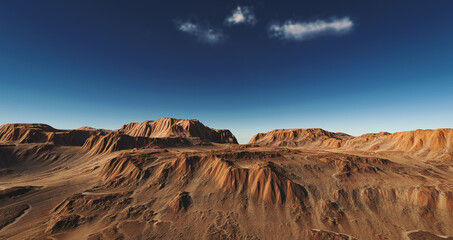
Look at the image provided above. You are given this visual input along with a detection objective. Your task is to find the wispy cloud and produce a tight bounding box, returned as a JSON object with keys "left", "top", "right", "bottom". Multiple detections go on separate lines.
{"left": 177, "top": 21, "right": 225, "bottom": 45}
{"left": 269, "top": 17, "right": 353, "bottom": 41}
{"left": 225, "top": 6, "right": 257, "bottom": 26}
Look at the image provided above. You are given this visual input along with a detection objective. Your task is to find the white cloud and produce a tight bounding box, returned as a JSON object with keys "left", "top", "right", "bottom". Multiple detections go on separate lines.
{"left": 179, "top": 22, "right": 198, "bottom": 33}
{"left": 269, "top": 17, "right": 353, "bottom": 41}
{"left": 225, "top": 6, "right": 256, "bottom": 26}
{"left": 177, "top": 21, "right": 225, "bottom": 45}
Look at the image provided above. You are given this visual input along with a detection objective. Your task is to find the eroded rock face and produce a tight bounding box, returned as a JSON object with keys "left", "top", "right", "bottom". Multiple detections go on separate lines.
{"left": 408, "top": 186, "right": 439, "bottom": 209}
{"left": 82, "top": 133, "right": 153, "bottom": 155}
{"left": 82, "top": 133, "right": 191, "bottom": 155}
{"left": 202, "top": 156, "right": 249, "bottom": 192}
{"left": 118, "top": 118, "right": 238, "bottom": 144}
{"left": 46, "top": 214, "right": 81, "bottom": 234}
{"left": 249, "top": 128, "right": 453, "bottom": 160}
{"left": 0, "top": 147, "right": 14, "bottom": 168}
{"left": 170, "top": 154, "right": 308, "bottom": 205}
{"left": 247, "top": 163, "right": 308, "bottom": 205}
{"left": 0, "top": 186, "right": 38, "bottom": 200}
{"left": 249, "top": 128, "right": 351, "bottom": 147}
{"left": 99, "top": 150, "right": 163, "bottom": 185}
{"left": 80, "top": 118, "right": 238, "bottom": 154}
{"left": 320, "top": 200, "right": 345, "bottom": 226}
{"left": 0, "top": 123, "right": 108, "bottom": 146}
{"left": 347, "top": 129, "right": 453, "bottom": 160}
{"left": 52, "top": 192, "right": 131, "bottom": 217}
{"left": 406, "top": 186, "right": 453, "bottom": 212}
{"left": 168, "top": 192, "right": 192, "bottom": 212}
{"left": 0, "top": 204, "right": 29, "bottom": 230}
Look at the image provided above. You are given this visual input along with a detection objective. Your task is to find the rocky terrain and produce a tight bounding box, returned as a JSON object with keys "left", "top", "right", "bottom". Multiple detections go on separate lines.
{"left": 250, "top": 128, "right": 453, "bottom": 160}
{"left": 0, "top": 119, "right": 452, "bottom": 239}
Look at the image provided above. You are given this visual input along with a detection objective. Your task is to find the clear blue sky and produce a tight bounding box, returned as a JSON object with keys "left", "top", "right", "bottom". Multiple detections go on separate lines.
{"left": 1, "top": 0, "right": 452, "bottom": 143}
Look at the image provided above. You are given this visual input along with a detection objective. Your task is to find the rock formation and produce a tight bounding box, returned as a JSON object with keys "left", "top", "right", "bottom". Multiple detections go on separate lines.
{"left": 82, "top": 133, "right": 191, "bottom": 155}
{"left": 0, "top": 123, "right": 109, "bottom": 146}
{"left": 1, "top": 121, "right": 453, "bottom": 240}
{"left": 249, "top": 128, "right": 352, "bottom": 147}
{"left": 118, "top": 118, "right": 238, "bottom": 144}
{"left": 250, "top": 128, "right": 453, "bottom": 160}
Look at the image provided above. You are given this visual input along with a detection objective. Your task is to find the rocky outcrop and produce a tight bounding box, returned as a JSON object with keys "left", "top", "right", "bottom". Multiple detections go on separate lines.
{"left": 98, "top": 150, "right": 163, "bottom": 185}
{"left": 82, "top": 133, "right": 153, "bottom": 155}
{"left": 0, "top": 124, "right": 54, "bottom": 143}
{"left": 407, "top": 186, "right": 453, "bottom": 212}
{"left": 53, "top": 193, "right": 130, "bottom": 217}
{"left": 0, "top": 186, "right": 39, "bottom": 200}
{"left": 249, "top": 128, "right": 453, "bottom": 160}
{"left": 82, "top": 133, "right": 192, "bottom": 155}
{"left": 118, "top": 118, "right": 238, "bottom": 144}
{"left": 346, "top": 129, "right": 453, "bottom": 160}
{"left": 167, "top": 192, "right": 192, "bottom": 212}
{"left": 320, "top": 200, "right": 345, "bottom": 226}
{"left": 249, "top": 128, "right": 352, "bottom": 147}
{"left": 172, "top": 154, "right": 308, "bottom": 205}
{"left": 0, "top": 204, "right": 30, "bottom": 230}
{"left": 247, "top": 163, "right": 308, "bottom": 204}
{"left": 0, "top": 146, "right": 15, "bottom": 168}
{"left": 45, "top": 214, "right": 81, "bottom": 234}
{"left": 0, "top": 123, "right": 109, "bottom": 146}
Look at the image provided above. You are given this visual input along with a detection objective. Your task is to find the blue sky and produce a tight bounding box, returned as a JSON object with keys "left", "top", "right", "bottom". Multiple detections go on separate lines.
{"left": 1, "top": 0, "right": 452, "bottom": 143}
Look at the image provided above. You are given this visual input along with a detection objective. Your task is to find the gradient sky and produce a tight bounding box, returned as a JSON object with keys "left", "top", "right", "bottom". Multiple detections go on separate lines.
{"left": 1, "top": 0, "right": 452, "bottom": 143}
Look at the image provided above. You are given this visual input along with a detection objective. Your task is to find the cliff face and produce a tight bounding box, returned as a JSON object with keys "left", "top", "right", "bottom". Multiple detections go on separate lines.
{"left": 249, "top": 128, "right": 453, "bottom": 160}
{"left": 118, "top": 118, "right": 238, "bottom": 144}
{"left": 0, "top": 123, "right": 109, "bottom": 146}
{"left": 0, "top": 119, "right": 237, "bottom": 157}
{"left": 81, "top": 133, "right": 192, "bottom": 155}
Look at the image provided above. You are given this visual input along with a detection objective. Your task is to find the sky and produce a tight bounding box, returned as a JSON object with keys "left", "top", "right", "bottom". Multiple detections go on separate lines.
{"left": 0, "top": 0, "right": 452, "bottom": 143}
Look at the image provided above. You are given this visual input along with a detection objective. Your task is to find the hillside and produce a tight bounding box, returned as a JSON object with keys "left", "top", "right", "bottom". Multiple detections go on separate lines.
{"left": 249, "top": 128, "right": 453, "bottom": 160}
{"left": 0, "top": 122, "right": 452, "bottom": 240}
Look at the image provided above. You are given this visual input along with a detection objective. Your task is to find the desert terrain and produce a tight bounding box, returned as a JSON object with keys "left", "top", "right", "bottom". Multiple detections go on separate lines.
{"left": 0, "top": 118, "right": 452, "bottom": 240}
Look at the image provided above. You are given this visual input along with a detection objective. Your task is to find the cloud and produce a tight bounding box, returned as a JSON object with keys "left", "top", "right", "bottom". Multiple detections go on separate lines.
{"left": 177, "top": 21, "right": 225, "bottom": 45}
{"left": 269, "top": 17, "right": 353, "bottom": 41}
{"left": 225, "top": 6, "right": 257, "bottom": 26}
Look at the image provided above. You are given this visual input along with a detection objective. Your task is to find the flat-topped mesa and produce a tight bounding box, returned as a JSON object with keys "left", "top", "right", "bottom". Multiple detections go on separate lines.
{"left": 0, "top": 124, "right": 57, "bottom": 143}
{"left": 117, "top": 118, "right": 238, "bottom": 144}
{"left": 250, "top": 128, "right": 453, "bottom": 160}
{"left": 249, "top": 128, "right": 352, "bottom": 147}
{"left": 0, "top": 123, "right": 109, "bottom": 146}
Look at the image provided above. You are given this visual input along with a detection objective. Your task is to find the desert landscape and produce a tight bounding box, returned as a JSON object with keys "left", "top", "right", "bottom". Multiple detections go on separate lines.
{"left": 0, "top": 118, "right": 452, "bottom": 240}
{"left": 2, "top": 0, "right": 453, "bottom": 239}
